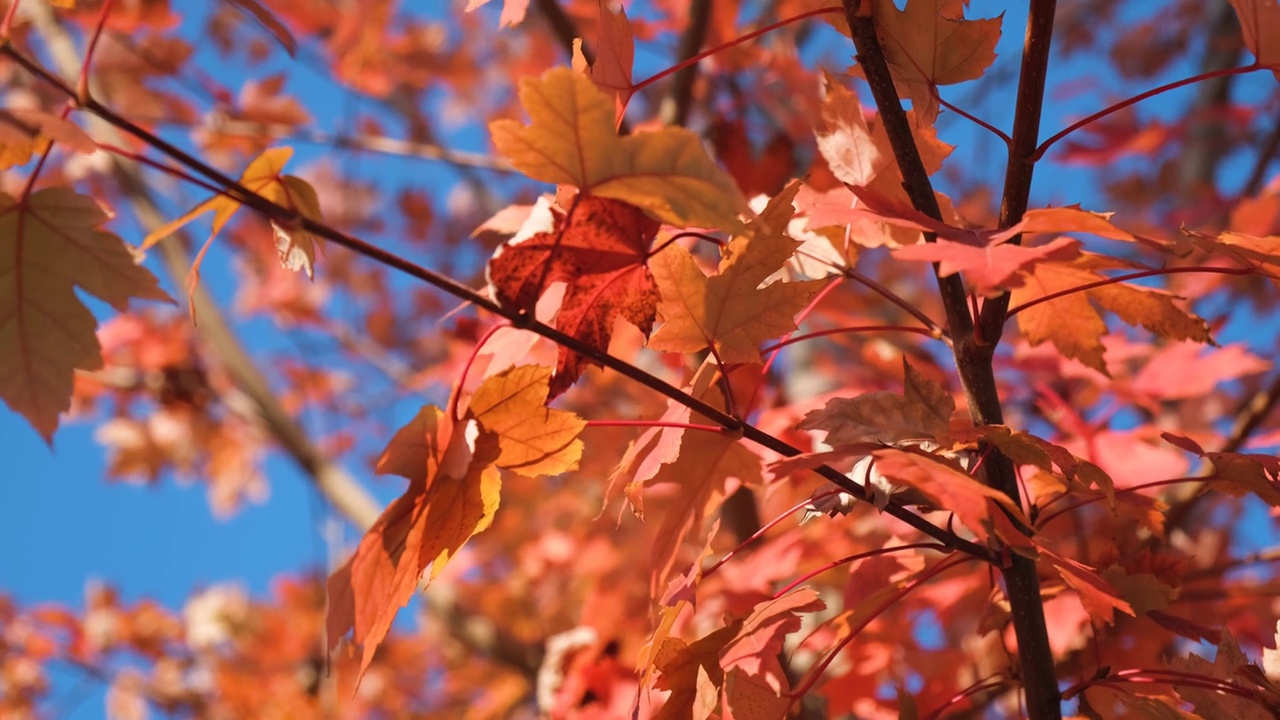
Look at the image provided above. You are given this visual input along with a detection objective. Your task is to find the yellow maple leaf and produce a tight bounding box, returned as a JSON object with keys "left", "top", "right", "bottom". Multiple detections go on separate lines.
{"left": 489, "top": 67, "right": 747, "bottom": 230}
{"left": 0, "top": 188, "right": 171, "bottom": 442}
{"left": 871, "top": 0, "right": 1002, "bottom": 126}
{"left": 467, "top": 365, "right": 586, "bottom": 477}
{"left": 647, "top": 187, "right": 825, "bottom": 363}
{"left": 143, "top": 146, "right": 324, "bottom": 280}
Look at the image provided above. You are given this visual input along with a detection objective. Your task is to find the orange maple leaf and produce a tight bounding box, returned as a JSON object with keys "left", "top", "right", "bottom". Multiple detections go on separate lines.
{"left": 1168, "top": 631, "right": 1272, "bottom": 718}
{"left": 1228, "top": 0, "right": 1280, "bottom": 79}
{"left": 609, "top": 362, "right": 763, "bottom": 595}
{"left": 647, "top": 187, "right": 825, "bottom": 363}
{"left": 870, "top": 0, "right": 1002, "bottom": 126}
{"left": 651, "top": 624, "right": 738, "bottom": 720}
{"left": 489, "top": 67, "right": 748, "bottom": 230}
{"left": 815, "top": 70, "right": 953, "bottom": 196}
{"left": 1010, "top": 255, "right": 1213, "bottom": 374}
{"left": 647, "top": 589, "right": 823, "bottom": 719}
{"left": 1038, "top": 544, "right": 1135, "bottom": 626}
{"left": 0, "top": 188, "right": 171, "bottom": 441}
{"left": 487, "top": 195, "right": 660, "bottom": 395}
{"left": 1184, "top": 228, "right": 1280, "bottom": 284}
{"left": 0, "top": 108, "right": 96, "bottom": 170}
{"left": 326, "top": 407, "right": 502, "bottom": 675}
{"left": 466, "top": 364, "right": 586, "bottom": 477}
{"left": 870, "top": 447, "right": 1027, "bottom": 543}
{"left": 989, "top": 206, "right": 1144, "bottom": 245}
{"left": 327, "top": 366, "right": 584, "bottom": 675}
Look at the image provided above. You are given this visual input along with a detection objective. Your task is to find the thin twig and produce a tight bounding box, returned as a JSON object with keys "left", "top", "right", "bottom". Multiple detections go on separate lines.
{"left": 0, "top": 39, "right": 994, "bottom": 562}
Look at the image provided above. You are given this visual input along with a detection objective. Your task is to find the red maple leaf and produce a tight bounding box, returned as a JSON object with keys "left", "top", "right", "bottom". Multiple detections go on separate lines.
{"left": 487, "top": 194, "right": 661, "bottom": 395}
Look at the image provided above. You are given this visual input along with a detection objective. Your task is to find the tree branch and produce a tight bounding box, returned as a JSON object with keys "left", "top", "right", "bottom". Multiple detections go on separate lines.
{"left": 534, "top": 0, "right": 584, "bottom": 62}
{"left": 978, "top": 0, "right": 1058, "bottom": 343}
{"left": 1175, "top": 0, "right": 1245, "bottom": 201}
{"left": 838, "top": 2, "right": 1062, "bottom": 717}
{"left": 658, "top": 0, "right": 713, "bottom": 126}
{"left": 22, "top": 1, "right": 542, "bottom": 680}
{"left": 0, "top": 35, "right": 994, "bottom": 562}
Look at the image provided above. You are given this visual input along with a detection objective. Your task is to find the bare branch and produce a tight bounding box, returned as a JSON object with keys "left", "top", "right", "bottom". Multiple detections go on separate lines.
{"left": 838, "top": 2, "right": 1062, "bottom": 716}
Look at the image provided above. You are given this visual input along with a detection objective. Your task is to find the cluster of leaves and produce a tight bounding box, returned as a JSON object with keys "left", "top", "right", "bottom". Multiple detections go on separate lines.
{"left": 5, "top": 0, "right": 1280, "bottom": 718}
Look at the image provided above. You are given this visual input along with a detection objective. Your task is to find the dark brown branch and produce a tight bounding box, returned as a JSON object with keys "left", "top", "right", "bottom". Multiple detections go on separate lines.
{"left": 0, "top": 41, "right": 994, "bottom": 563}
{"left": 1175, "top": 1, "right": 1245, "bottom": 200}
{"left": 977, "top": 0, "right": 1058, "bottom": 344}
{"left": 838, "top": 2, "right": 973, "bottom": 343}
{"left": 838, "top": 2, "right": 1062, "bottom": 717}
{"left": 535, "top": 0, "right": 585, "bottom": 62}
{"left": 1243, "top": 118, "right": 1280, "bottom": 198}
{"left": 658, "top": 0, "right": 713, "bottom": 126}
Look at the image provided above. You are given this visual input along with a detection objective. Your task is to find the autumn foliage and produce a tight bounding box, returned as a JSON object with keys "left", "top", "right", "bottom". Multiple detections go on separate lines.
{"left": 7, "top": 0, "right": 1280, "bottom": 718}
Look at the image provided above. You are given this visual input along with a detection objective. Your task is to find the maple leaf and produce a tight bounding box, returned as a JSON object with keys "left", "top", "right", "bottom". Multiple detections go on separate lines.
{"left": 1183, "top": 228, "right": 1280, "bottom": 283}
{"left": 815, "top": 70, "right": 886, "bottom": 190}
{"left": 647, "top": 187, "right": 825, "bottom": 362}
{"left": 487, "top": 194, "right": 660, "bottom": 395}
{"left": 870, "top": 448, "right": 1027, "bottom": 542}
{"left": 1265, "top": 621, "right": 1280, "bottom": 683}
{"left": 988, "top": 205, "right": 1144, "bottom": 245}
{"left": 800, "top": 358, "right": 954, "bottom": 446}
{"left": 1010, "top": 255, "right": 1212, "bottom": 373}
{"left": 1228, "top": 0, "right": 1280, "bottom": 79}
{"left": 326, "top": 407, "right": 501, "bottom": 675}
{"left": 1160, "top": 432, "right": 1280, "bottom": 506}
{"left": 466, "top": 364, "right": 586, "bottom": 477}
{"left": 1169, "top": 631, "right": 1277, "bottom": 719}
{"left": 720, "top": 589, "right": 825, "bottom": 682}
{"left": 815, "top": 71, "right": 953, "bottom": 196}
{"left": 973, "top": 425, "right": 1115, "bottom": 507}
{"left": 571, "top": 3, "right": 634, "bottom": 118}
{"left": 870, "top": 0, "right": 1003, "bottom": 126}
{"left": 649, "top": 590, "right": 822, "bottom": 720}
{"left": 1038, "top": 545, "right": 1134, "bottom": 626}
{"left": 609, "top": 362, "right": 763, "bottom": 594}
{"left": 0, "top": 188, "right": 171, "bottom": 441}
{"left": 652, "top": 624, "right": 739, "bottom": 720}
{"left": 0, "top": 108, "right": 96, "bottom": 170}
{"left": 1099, "top": 566, "right": 1176, "bottom": 616}
{"left": 894, "top": 236, "right": 1081, "bottom": 296}
{"left": 813, "top": 72, "right": 953, "bottom": 247}
{"left": 143, "top": 147, "right": 324, "bottom": 282}
{"left": 489, "top": 67, "right": 748, "bottom": 230}
{"left": 1130, "top": 342, "right": 1269, "bottom": 402}
{"left": 661, "top": 519, "right": 721, "bottom": 608}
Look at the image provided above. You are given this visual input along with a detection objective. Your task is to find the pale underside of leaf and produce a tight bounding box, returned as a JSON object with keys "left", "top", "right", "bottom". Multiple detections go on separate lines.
{"left": 0, "top": 188, "right": 170, "bottom": 441}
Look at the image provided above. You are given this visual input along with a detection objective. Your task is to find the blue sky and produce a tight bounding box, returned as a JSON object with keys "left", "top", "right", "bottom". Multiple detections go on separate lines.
{"left": 3, "top": 1, "right": 1277, "bottom": 715}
